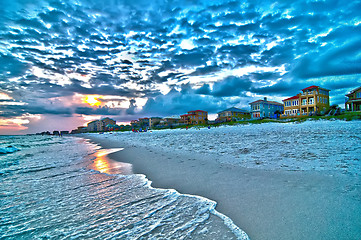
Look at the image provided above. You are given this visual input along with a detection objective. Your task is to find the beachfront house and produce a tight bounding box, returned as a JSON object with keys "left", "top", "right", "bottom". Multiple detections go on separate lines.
{"left": 217, "top": 107, "right": 250, "bottom": 122}
{"left": 138, "top": 118, "right": 150, "bottom": 128}
{"left": 87, "top": 120, "right": 98, "bottom": 132}
{"left": 87, "top": 118, "right": 116, "bottom": 132}
{"left": 180, "top": 110, "right": 208, "bottom": 125}
{"left": 159, "top": 116, "right": 181, "bottom": 127}
{"left": 345, "top": 86, "right": 361, "bottom": 112}
{"left": 130, "top": 120, "right": 139, "bottom": 128}
{"left": 77, "top": 126, "right": 87, "bottom": 133}
{"left": 282, "top": 85, "right": 330, "bottom": 117}
{"left": 97, "top": 118, "right": 116, "bottom": 131}
{"left": 283, "top": 95, "right": 300, "bottom": 117}
{"left": 105, "top": 124, "right": 120, "bottom": 131}
{"left": 249, "top": 98, "right": 283, "bottom": 119}
{"left": 149, "top": 117, "right": 162, "bottom": 128}
{"left": 70, "top": 126, "right": 87, "bottom": 134}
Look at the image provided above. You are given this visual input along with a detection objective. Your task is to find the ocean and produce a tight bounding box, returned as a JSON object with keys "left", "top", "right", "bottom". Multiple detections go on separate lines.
{"left": 0, "top": 135, "right": 248, "bottom": 239}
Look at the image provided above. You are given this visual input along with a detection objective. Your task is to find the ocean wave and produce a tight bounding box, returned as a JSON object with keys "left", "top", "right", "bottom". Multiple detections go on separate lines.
{"left": 0, "top": 146, "right": 20, "bottom": 154}
{"left": 0, "top": 135, "right": 249, "bottom": 240}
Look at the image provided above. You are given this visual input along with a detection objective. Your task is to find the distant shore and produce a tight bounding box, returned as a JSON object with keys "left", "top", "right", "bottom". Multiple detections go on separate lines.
{"left": 176, "top": 111, "right": 361, "bottom": 130}
{"left": 82, "top": 121, "right": 361, "bottom": 240}
{"left": 91, "top": 111, "right": 361, "bottom": 134}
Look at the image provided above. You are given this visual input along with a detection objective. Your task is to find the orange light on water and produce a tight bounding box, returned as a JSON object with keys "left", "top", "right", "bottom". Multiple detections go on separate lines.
{"left": 92, "top": 148, "right": 132, "bottom": 175}
{"left": 94, "top": 151, "right": 111, "bottom": 173}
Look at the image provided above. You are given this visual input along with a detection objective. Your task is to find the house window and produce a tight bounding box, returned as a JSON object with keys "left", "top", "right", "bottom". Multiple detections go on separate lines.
{"left": 357, "top": 92, "right": 361, "bottom": 98}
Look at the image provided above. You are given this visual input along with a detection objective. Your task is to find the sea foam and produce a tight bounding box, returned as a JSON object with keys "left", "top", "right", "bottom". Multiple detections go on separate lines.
{"left": 0, "top": 135, "right": 249, "bottom": 239}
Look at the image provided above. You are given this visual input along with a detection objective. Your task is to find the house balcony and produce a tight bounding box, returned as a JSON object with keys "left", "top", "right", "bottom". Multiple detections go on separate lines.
{"left": 301, "top": 91, "right": 316, "bottom": 96}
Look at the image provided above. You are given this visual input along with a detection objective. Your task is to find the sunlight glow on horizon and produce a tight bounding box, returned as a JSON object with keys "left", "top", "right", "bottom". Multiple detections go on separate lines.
{"left": 83, "top": 95, "right": 102, "bottom": 107}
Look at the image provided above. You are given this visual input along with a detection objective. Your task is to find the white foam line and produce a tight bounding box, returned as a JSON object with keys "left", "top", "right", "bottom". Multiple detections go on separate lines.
{"left": 134, "top": 173, "right": 250, "bottom": 240}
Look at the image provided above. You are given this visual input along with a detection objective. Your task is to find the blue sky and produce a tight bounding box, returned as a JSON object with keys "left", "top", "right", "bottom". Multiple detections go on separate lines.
{"left": 0, "top": 0, "right": 360, "bottom": 134}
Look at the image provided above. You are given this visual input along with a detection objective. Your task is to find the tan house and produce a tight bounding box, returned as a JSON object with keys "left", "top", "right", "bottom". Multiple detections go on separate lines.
{"left": 87, "top": 120, "right": 98, "bottom": 132}
{"left": 161, "top": 116, "right": 181, "bottom": 127}
{"left": 283, "top": 95, "right": 301, "bottom": 116}
{"left": 87, "top": 117, "right": 116, "bottom": 132}
{"left": 180, "top": 110, "right": 208, "bottom": 125}
{"left": 149, "top": 117, "right": 162, "bottom": 128}
{"left": 138, "top": 118, "right": 150, "bottom": 128}
{"left": 97, "top": 117, "right": 116, "bottom": 131}
{"left": 217, "top": 107, "right": 250, "bottom": 122}
{"left": 282, "top": 85, "right": 330, "bottom": 117}
{"left": 345, "top": 86, "right": 361, "bottom": 112}
{"left": 130, "top": 120, "right": 139, "bottom": 128}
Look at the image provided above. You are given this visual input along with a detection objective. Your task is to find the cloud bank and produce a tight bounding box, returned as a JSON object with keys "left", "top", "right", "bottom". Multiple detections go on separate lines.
{"left": 1, "top": 0, "right": 361, "bottom": 133}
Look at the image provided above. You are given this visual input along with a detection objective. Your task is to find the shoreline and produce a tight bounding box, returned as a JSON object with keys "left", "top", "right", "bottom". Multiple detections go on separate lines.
{"left": 82, "top": 130, "right": 361, "bottom": 240}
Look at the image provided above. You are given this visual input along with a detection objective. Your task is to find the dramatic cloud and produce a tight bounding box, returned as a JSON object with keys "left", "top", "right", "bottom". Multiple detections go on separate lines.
{"left": 1, "top": 0, "right": 361, "bottom": 133}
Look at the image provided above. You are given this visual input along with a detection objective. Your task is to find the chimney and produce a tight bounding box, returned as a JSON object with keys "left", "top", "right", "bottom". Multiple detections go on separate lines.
{"left": 264, "top": 97, "right": 267, "bottom": 101}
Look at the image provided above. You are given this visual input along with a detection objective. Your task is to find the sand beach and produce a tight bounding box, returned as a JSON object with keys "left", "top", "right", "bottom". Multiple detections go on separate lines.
{"left": 84, "top": 121, "right": 361, "bottom": 240}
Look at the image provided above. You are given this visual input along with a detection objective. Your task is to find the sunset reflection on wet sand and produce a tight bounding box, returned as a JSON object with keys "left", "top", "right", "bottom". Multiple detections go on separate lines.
{"left": 92, "top": 148, "right": 133, "bottom": 175}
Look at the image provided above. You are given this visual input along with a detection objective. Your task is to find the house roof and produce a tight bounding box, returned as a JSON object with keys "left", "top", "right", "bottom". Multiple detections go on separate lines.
{"left": 87, "top": 120, "right": 99, "bottom": 124}
{"left": 302, "top": 85, "right": 330, "bottom": 92}
{"left": 164, "top": 116, "right": 181, "bottom": 119}
{"left": 302, "top": 85, "right": 319, "bottom": 91}
{"left": 188, "top": 110, "right": 207, "bottom": 113}
{"left": 218, "top": 107, "right": 249, "bottom": 114}
{"left": 346, "top": 86, "right": 361, "bottom": 96}
{"left": 249, "top": 99, "right": 283, "bottom": 106}
{"left": 283, "top": 95, "right": 299, "bottom": 101}
{"left": 249, "top": 99, "right": 263, "bottom": 104}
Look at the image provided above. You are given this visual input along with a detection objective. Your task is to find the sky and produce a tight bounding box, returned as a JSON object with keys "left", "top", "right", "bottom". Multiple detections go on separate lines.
{"left": 0, "top": 0, "right": 360, "bottom": 134}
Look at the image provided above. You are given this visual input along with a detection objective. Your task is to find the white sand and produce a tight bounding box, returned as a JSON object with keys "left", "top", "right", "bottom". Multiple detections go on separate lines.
{"left": 83, "top": 122, "right": 361, "bottom": 239}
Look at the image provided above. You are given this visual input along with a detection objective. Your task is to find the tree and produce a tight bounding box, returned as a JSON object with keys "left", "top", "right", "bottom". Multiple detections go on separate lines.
{"left": 274, "top": 110, "right": 283, "bottom": 118}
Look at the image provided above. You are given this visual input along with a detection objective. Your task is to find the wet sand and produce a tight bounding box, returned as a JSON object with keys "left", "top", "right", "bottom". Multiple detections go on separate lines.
{"left": 83, "top": 133, "right": 361, "bottom": 240}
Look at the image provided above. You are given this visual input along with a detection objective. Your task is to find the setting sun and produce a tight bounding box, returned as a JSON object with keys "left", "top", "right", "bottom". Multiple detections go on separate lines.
{"left": 83, "top": 95, "right": 102, "bottom": 107}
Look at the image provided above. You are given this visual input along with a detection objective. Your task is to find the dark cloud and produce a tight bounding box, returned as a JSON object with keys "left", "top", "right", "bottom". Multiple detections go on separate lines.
{"left": 195, "top": 83, "right": 211, "bottom": 95}
{"left": 250, "top": 80, "right": 302, "bottom": 96}
{"left": 217, "top": 44, "right": 259, "bottom": 58}
{"left": 0, "top": 54, "right": 29, "bottom": 80}
{"left": 212, "top": 76, "right": 252, "bottom": 97}
{"left": 191, "top": 65, "right": 221, "bottom": 76}
{"left": 0, "top": 104, "right": 72, "bottom": 118}
{"left": 141, "top": 87, "right": 228, "bottom": 116}
{"left": 173, "top": 51, "right": 210, "bottom": 66}
{"left": 292, "top": 39, "right": 361, "bottom": 79}
{"left": 126, "top": 99, "right": 137, "bottom": 115}
{"left": 75, "top": 106, "right": 122, "bottom": 115}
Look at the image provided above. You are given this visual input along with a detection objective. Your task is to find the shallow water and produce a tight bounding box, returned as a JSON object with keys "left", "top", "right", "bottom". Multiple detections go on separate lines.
{"left": 0, "top": 135, "right": 248, "bottom": 239}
